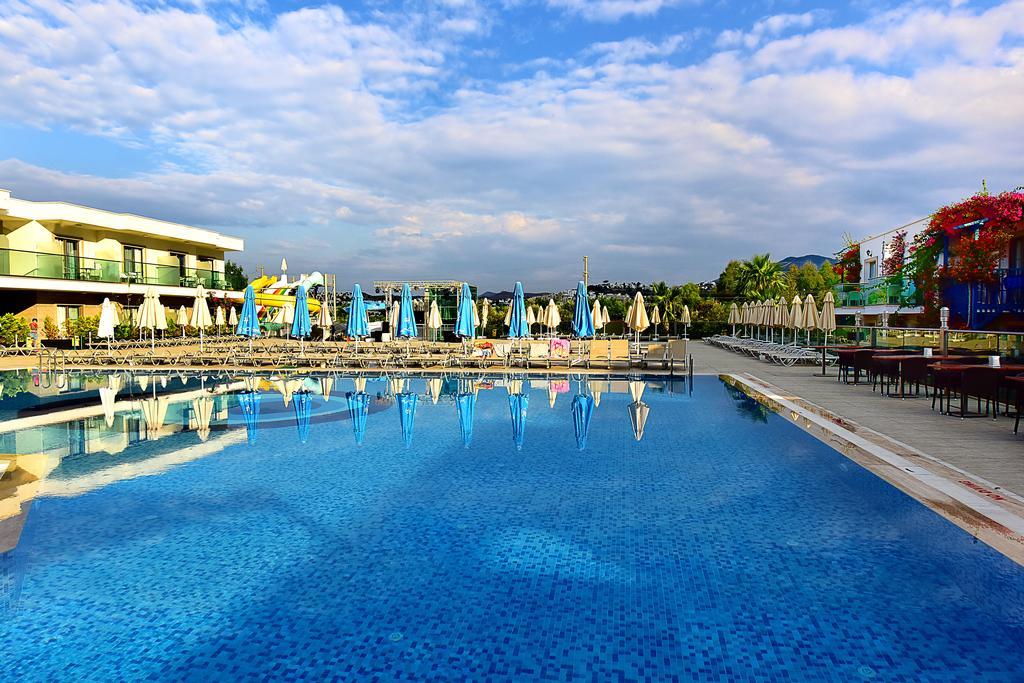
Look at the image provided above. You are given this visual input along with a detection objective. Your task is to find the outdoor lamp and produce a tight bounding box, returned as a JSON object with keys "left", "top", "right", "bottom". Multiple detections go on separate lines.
{"left": 940, "top": 307, "right": 949, "bottom": 328}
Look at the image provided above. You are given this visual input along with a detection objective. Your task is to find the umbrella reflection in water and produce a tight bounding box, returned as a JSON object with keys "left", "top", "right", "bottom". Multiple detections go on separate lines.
{"left": 507, "top": 381, "right": 529, "bottom": 450}
{"left": 456, "top": 383, "right": 476, "bottom": 449}
{"left": 572, "top": 393, "right": 594, "bottom": 451}
{"left": 396, "top": 390, "right": 418, "bottom": 448}
{"left": 348, "top": 391, "right": 370, "bottom": 446}
{"left": 293, "top": 391, "right": 312, "bottom": 445}
{"left": 238, "top": 391, "right": 261, "bottom": 445}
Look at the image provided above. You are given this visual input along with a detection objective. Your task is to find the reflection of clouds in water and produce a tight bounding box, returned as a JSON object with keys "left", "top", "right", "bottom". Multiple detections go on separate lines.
{"left": 486, "top": 528, "right": 629, "bottom": 583}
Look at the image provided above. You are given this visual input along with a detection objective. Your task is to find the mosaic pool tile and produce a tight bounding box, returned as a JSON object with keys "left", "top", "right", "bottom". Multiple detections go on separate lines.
{"left": 0, "top": 376, "right": 1022, "bottom": 681}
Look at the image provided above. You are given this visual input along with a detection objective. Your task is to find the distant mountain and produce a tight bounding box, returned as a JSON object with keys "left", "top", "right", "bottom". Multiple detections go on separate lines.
{"left": 778, "top": 254, "right": 835, "bottom": 269}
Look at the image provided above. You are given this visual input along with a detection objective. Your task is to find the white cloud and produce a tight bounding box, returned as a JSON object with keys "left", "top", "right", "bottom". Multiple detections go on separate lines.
{"left": 1, "top": 0, "right": 1023, "bottom": 288}
{"left": 545, "top": 0, "right": 683, "bottom": 22}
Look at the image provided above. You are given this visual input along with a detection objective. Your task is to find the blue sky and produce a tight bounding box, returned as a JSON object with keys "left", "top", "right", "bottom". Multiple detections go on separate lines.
{"left": 1, "top": 0, "right": 1022, "bottom": 289}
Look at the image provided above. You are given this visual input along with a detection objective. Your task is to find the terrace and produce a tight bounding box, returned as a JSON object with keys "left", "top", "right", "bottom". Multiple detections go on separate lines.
{"left": 0, "top": 247, "right": 226, "bottom": 289}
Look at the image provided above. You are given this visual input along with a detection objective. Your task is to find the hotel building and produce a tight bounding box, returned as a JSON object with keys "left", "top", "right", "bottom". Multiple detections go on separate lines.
{"left": 0, "top": 189, "right": 244, "bottom": 329}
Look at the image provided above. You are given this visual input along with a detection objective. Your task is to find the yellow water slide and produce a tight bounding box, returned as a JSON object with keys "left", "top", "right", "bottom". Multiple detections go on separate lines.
{"left": 236, "top": 274, "right": 321, "bottom": 313}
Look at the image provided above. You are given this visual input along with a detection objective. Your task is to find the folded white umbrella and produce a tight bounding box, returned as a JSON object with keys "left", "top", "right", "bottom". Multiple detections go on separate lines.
{"left": 802, "top": 294, "right": 819, "bottom": 344}
{"left": 591, "top": 300, "right": 604, "bottom": 330}
{"left": 215, "top": 306, "right": 226, "bottom": 329}
{"left": 545, "top": 299, "right": 560, "bottom": 334}
{"left": 228, "top": 307, "right": 238, "bottom": 327}
{"left": 427, "top": 300, "right": 442, "bottom": 338}
{"left": 177, "top": 305, "right": 188, "bottom": 335}
{"left": 190, "top": 285, "right": 213, "bottom": 353}
{"left": 317, "top": 302, "right": 333, "bottom": 340}
{"left": 626, "top": 292, "right": 650, "bottom": 333}
{"left": 137, "top": 287, "right": 167, "bottom": 350}
{"left": 97, "top": 298, "right": 119, "bottom": 347}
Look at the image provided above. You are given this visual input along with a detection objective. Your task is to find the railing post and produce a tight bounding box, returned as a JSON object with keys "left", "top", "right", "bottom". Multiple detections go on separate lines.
{"left": 940, "top": 306, "right": 949, "bottom": 355}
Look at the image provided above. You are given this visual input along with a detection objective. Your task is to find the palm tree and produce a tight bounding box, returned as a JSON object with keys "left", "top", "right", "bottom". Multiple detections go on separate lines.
{"left": 738, "top": 254, "right": 784, "bottom": 300}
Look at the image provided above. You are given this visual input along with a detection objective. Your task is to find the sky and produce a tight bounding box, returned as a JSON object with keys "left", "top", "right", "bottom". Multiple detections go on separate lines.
{"left": 1, "top": 0, "right": 1023, "bottom": 290}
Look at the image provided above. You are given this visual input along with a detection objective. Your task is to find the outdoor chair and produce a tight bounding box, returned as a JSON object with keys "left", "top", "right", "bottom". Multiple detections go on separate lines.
{"left": 959, "top": 366, "right": 1000, "bottom": 419}
{"left": 667, "top": 339, "right": 688, "bottom": 372}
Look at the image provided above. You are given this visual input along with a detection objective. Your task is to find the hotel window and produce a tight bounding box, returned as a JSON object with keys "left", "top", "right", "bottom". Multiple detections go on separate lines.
{"left": 123, "top": 245, "right": 143, "bottom": 282}
{"left": 56, "top": 305, "right": 81, "bottom": 336}
{"left": 865, "top": 258, "right": 878, "bottom": 281}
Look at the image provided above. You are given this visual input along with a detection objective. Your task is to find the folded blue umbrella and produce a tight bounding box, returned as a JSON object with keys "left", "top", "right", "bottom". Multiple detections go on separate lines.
{"left": 348, "top": 391, "right": 369, "bottom": 446}
{"left": 291, "top": 285, "right": 312, "bottom": 338}
{"left": 508, "top": 391, "right": 529, "bottom": 450}
{"left": 236, "top": 286, "right": 261, "bottom": 339}
{"left": 507, "top": 281, "right": 529, "bottom": 339}
{"left": 572, "top": 393, "right": 594, "bottom": 451}
{"left": 347, "top": 284, "right": 369, "bottom": 338}
{"left": 454, "top": 282, "right": 476, "bottom": 339}
{"left": 456, "top": 391, "right": 476, "bottom": 448}
{"left": 293, "top": 390, "right": 312, "bottom": 444}
{"left": 396, "top": 391, "right": 418, "bottom": 448}
{"left": 397, "top": 283, "right": 418, "bottom": 339}
{"left": 572, "top": 280, "right": 594, "bottom": 338}
{"left": 238, "top": 390, "right": 261, "bottom": 445}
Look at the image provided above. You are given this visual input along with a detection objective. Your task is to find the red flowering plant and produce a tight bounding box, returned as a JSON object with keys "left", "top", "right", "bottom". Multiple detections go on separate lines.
{"left": 906, "top": 191, "right": 1024, "bottom": 320}
{"left": 836, "top": 245, "right": 861, "bottom": 284}
{"left": 881, "top": 230, "right": 906, "bottom": 277}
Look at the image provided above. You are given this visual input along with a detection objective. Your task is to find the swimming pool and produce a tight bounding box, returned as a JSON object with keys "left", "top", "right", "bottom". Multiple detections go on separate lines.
{"left": 1, "top": 370, "right": 1022, "bottom": 680}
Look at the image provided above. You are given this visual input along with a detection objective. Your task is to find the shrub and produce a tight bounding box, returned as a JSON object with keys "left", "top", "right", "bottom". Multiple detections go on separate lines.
{"left": 0, "top": 314, "right": 30, "bottom": 346}
{"left": 43, "top": 316, "right": 60, "bottom": 340}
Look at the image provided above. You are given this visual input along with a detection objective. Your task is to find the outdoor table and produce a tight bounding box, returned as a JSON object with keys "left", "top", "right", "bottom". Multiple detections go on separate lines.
{"left": 928, "top": 362, "right": 1015, "bottom": 417}
{"left": 874, "top": 354, "right": 963, "bottom": 398}
{"left": 810, "top": 344, "right": 861, "bottom": 377}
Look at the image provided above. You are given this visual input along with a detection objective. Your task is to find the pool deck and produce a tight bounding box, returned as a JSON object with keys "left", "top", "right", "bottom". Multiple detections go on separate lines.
{"left": 690, "top": 343, "right": 1024, "bottom": 498}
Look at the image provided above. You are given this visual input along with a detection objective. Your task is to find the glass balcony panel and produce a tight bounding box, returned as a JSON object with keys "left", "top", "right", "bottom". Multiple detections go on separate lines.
{"left": 0, "top": 248, "right": 225, "bottom": 289}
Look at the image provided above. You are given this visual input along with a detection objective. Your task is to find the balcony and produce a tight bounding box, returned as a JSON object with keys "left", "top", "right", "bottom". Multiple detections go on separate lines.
{"left": 0, "top": 248, "right": 225, "bottom": 290}
{"left": 834, "top": 277, "right": 922, "bottom": 309}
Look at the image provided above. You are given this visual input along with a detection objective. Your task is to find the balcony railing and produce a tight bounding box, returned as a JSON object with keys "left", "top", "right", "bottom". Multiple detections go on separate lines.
{"left": 0, "top": 248, "right": 225, "bottom": 289}
{"left": 834, "top": 277, "right": 922, "bottom": 308}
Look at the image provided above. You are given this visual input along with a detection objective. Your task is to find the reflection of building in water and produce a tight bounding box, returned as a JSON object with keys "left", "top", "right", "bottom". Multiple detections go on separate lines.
{"left": 0, "top": 377, "right": 245, "bottom": 564}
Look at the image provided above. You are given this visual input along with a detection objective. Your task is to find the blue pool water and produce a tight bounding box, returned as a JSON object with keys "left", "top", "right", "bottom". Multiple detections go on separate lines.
{"left": 1, "top": 371, "right": 1023, "bottom": 681}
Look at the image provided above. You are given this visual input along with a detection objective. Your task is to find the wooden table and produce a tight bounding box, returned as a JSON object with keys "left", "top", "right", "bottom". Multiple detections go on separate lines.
{"left": 810, "top": 345, "right": 862, "bottom": 377}
{"left": 928, "top": 362, "right": 1024, "bottom": 417}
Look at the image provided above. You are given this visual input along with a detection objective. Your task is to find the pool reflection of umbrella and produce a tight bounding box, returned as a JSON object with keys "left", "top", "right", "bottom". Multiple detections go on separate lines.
{"left": 353, "top": 377, "right": 367, "bottom": 393}
{"left": 396, "top": 391, "right": 418, "bottom": 448}
{"left": 238, "top": 391, "right": 261, "bottom": 445}
{"left": 548, "top": 384, "right": 558, "bottom": 408}
{"left": 192, "top": 396, "right": 214, "bottom": 442}
{"left": 141, "top": 396, "right": 168, "bottom": 438}
{"left": 348, "top": 391, "right": 370, "bottom": 446}
{"left": 319, "top": 376, "right": 334, "bottom": 402}
{"left": 588, "top": 380, "right": 604, "bottom": 408}
{"left": 244, "top": 375, "right": 259, "bottom": 392}
{"left": 508, "top": 389, "right": 529, "bottom": 450}
{"left": 293, "top": 391, "right": 312, "bottom": 444}
{"left": 628, "top": 400, "right": 650, "bottom": 442}
{"left": 456, "top": 390, "right": 476, "bottom": 448}
{"left": 388, "top": 377, "right": 407, "bottom": 396}
{"left": 572, "top": 393, "right": 595, "bottom": 451}
{"left": 628, "top": 380, "right": 646, "bottom": 403}
{"left": 137, "top": 374, "right": 149, "bottom": 392}
{"left": 426, "top": 377, "right": 443, "bottom": 404}
{"left": 99, "top": 374, "right": 122, "bottom": 428}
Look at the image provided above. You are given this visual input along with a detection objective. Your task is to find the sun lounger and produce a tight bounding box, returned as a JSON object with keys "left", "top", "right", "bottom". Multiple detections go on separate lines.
{"left": 667, "top": 339, "right": 687, "bottom": 372}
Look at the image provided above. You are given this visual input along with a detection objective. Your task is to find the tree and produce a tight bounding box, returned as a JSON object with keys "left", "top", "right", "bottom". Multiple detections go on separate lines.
{"left": 737, "top": 254, "right": 785, "bottom": 300}
{"left": 716, "top": 260, "right": 743, "bottom": 298}
{"left": 225, "top": 261, "right": 249, "bottom": 290}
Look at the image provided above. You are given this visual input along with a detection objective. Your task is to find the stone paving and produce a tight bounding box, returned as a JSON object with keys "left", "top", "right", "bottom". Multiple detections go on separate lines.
{"left": 690, "top": 341, "right": 1024, "bottom": 498}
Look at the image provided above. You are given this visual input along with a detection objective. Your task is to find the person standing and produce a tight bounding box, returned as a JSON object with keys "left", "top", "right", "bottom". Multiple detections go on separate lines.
{"left": 29, "top": 318, "right": 39, "bottom": 348}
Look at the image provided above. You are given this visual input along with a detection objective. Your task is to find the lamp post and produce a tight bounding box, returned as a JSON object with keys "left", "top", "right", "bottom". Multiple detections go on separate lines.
{"left": 940, "top": 306, "right": 949, "bottom": 356}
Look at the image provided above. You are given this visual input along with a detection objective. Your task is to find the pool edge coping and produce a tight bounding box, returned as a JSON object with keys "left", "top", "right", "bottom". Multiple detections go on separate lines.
{"left": 722, "top": 372, "right": 1024, "bottom": 567}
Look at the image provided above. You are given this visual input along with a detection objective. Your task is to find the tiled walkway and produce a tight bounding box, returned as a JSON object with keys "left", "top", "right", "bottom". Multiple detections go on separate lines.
{"left": 691, "top": 342, "right": 1024, "bottom": 498}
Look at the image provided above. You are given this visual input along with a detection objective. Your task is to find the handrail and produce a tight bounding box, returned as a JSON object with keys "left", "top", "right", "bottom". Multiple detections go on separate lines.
{"left": 0, "top": 246, "right": 225, "bottom": 287}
